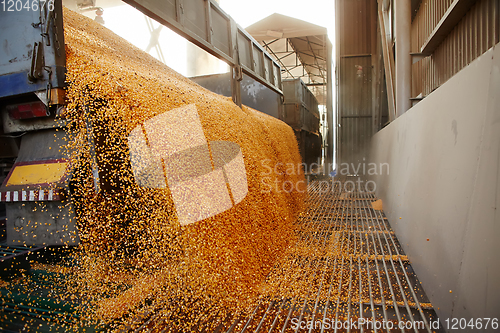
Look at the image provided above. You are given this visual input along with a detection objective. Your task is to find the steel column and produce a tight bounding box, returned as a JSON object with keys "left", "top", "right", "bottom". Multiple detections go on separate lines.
{"left": 395, "top": 0, "right": 412, "bottom": 117}
{"left": 378, "top": 6, "right": 396, "bottom": 122}
{"left": 326, "top": 39, "right": 334, "bottom": 169}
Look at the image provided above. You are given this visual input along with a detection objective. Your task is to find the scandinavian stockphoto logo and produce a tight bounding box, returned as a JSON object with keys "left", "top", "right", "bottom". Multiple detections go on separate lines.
{"left": 127, "top": 104, "right": 248, "bottom": 226}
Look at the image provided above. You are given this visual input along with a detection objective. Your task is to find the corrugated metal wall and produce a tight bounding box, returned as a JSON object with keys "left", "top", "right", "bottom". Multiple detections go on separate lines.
{"left": 411, "top": 0, "right": 500, "bottom": 97}
{"left": 337, "top": 0, "right": 499, "bottom": 169}
{"left": 336, "top": 0, "right": 376, "bottom": 168}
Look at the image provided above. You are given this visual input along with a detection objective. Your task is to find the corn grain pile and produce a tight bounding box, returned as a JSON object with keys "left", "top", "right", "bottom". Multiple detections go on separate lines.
{"left": 61, "top": 7, "right": 305, "bottom": 329}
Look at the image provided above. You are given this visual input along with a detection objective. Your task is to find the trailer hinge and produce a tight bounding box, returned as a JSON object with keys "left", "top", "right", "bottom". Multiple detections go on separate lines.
{"left": 52, "top": 11, "right": 62, "bottom": 57}
{"left": 41, "top": 1, "right": 54, "bottom": 46}
{"left": 28, "top": 42, "right": 45, "bottom": 82}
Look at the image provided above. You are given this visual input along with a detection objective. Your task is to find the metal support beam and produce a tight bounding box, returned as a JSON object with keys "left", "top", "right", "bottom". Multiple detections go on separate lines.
{"left": 144, "top": 17, "right": 166, "bottom": 64}
{"left": 231, "top": 65, "right": 242, "bottom": 107}
{"left": 229, "top": 19, "right": 242, "bottom": 107}
{"left": 382, "top": 0, "right": 390, "bottom": 11}
{"left": 395, "top": 0, "right": 411, "bottom": 117}
{"left": 305, "top": 83, "right": 326, "bottom": 87}
{"left": 378, "top": 5, "right": 396, "bottom": 122}
{"left": 326, "top": 39, "right": 334, "bottom": 168}
{"left": 371, "top": 0, "right": 379, "bottom": 135}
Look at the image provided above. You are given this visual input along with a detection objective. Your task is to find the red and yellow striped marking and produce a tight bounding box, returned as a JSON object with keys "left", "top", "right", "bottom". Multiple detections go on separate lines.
{"left": 0, "top": 189, "right": 64, "bottom": 202}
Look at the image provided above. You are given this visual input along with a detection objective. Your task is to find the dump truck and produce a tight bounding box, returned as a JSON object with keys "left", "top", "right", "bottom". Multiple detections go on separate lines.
{"left": 0, "top": 0, "right": 322, "bottom": 249}
{"left": 0, "top": 0, "right": 77, "bottom": 246}
{"left": 0, "top": 1, "right": 311, "bottom": 329}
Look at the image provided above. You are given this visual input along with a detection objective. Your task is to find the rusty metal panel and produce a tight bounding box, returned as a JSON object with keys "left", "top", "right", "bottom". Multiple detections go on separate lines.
{"left": 282, "top": 79, "right": 320, "bottom": 117}
{"left": 339, "top": 117, "right": 372, "bottom": 170}
{"left": 183, "top": 0, "right": 208, "bottom": 41}
{"left": 281, "top": 79, "right": 320, "bottom": 134}
{"left": 237, "top": 31, "right": 252, "bottom": 69}
{"left": 190, "top": 72, "right": 281, "bottom": 119}
{"left": 339, "top": 57, "right": 373, "bottom": 117}
{"left": 337, "top": 0, "right": 373, "bottom": 56}
{"left": 264, "top": 55, "right": 273, "bottom": 83}
{"left": 411, "top": 0, "right": 500, "bottom": 98}
{"left": 283, "top": 104, "right": 301, "bottom": 130}
{"left": 252, "top": 44, "right": 264, "bottom": 78}
{"left": 336, "top": 0, "right": 375, "bottom": 167}
{"left": 337, "top": 55, "right": 373, "bottom": 166}
{"left": 411, "top": 0, "right": 454, "bottom": 52}
{"left": 210, "top": 5, "right": 230, "bottom": 55}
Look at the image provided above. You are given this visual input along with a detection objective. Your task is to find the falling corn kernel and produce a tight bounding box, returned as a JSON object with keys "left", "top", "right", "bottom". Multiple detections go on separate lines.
{"left": 58, "top": 6, "right": 305, "bottom": 327}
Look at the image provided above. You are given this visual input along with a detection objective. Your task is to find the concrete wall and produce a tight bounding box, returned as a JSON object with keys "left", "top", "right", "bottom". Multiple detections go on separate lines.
{"left": 370, "top": 44, "right": 500, "bottom": 325}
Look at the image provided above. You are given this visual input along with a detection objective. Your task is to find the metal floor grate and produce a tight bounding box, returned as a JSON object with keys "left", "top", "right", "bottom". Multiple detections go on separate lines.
{"left": 135, "top": 179, "right": 442, "bottom": 333}
{"left": 0, "top": 244, "right": 44, "bottom": 262}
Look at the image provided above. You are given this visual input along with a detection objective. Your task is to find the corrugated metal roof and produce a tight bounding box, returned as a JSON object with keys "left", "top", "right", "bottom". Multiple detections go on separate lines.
{"left": 245, "top": 13, "right": 327, "bottom": 39}
{"left": 246, "top": 14, "right": 329, "bottom": 105}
